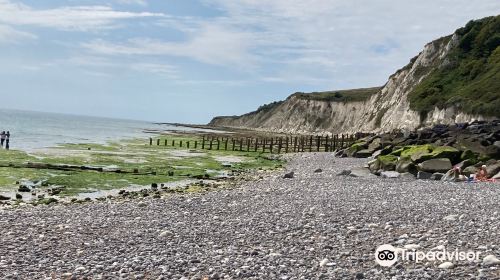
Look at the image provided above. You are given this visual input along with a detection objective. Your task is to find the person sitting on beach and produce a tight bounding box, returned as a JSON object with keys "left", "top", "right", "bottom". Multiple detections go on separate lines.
{"left": 475, "top": 165, "right": 489, "bottom": 182}
{"left": 0, "top": 131, "right": 5, "bottom": 148}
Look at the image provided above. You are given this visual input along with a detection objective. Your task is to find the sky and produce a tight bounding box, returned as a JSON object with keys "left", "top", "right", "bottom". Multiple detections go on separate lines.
{"left": 0, "top": 0, "right": 499, "bottom": 123}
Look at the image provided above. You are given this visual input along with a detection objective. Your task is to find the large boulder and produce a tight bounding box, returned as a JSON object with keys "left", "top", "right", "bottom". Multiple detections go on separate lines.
{"left": 396, "top": 158, "right": 417, "bottom": 174}
{"left": 463, "top": 166, "right": 478, "bottom": 176}
{"left": 377, "top": 155, "right": 398, "bottom": 171}
{"left": 454, "top": 136, "right": 500, "bottom": 158}
{"left": 367, "top": 138, "right": 382, "bottom": 153}
{"left": 417, "top": 171, "right": 433, "bottom": 180}
{"left": 428, "top": 146, "right": 461, "bottom": 164}
{"left": 486, "top": 161, "right": 500, "bottom": 179}
{"left": 355, "top": 149, "right": 373, "bottom": 158}
{"left": 401, "top": 145, "right": 433, "bottom": 162}
{"left": 417, "top": 158, "right": 452, "bottom": 173}
{"left": 346, "top": 142, "right": 368, "bottom": 157}
{"left": 349, "top": 168, "right": 376, "bottom": 178}
{"left": 381, "top": 171, "right": 401, "bottom": 178}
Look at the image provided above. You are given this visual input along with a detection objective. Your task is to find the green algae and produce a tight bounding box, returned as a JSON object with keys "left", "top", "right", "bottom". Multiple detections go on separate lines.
{"left": 0, "top": 135, "right": 283, "bottom": 196}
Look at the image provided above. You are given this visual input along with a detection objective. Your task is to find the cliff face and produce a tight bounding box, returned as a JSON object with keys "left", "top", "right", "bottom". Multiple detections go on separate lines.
{"left": 210, "top": 17, "right": 499, "bottom": 134}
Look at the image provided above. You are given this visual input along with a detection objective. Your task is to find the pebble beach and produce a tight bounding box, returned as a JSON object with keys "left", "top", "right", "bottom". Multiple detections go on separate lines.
{"left": 0, "top": 153, "right": 499, "bottom": 279}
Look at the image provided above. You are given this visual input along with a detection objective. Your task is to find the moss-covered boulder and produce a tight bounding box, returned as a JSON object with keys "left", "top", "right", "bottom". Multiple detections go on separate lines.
{"left": 461, "top": 149, "right": 478, "bottom": 162}
{"left": 377, "top": 155, "right": 398, "bottom": 171}
{"left": 346, "top": 142, "right": 368, "bottom": 157}
{"left": 428, "top": 146, "right": 461, "bottom": 164}
{"left": 400, "top": 144, "right": 434, "bottom": 162}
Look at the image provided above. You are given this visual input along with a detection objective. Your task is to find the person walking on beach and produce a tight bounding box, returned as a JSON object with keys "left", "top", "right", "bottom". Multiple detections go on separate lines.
{"left": 5, "top": 131, "right": 9, "bottom": 150}
{"left": 0, "top": 131, "right": 5, "bottom": 148}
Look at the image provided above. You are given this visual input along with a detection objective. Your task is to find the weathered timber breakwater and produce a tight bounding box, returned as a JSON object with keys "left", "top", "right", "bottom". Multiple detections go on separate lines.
{"left": 0, "top": 154, "right": 499, "bottom": 279}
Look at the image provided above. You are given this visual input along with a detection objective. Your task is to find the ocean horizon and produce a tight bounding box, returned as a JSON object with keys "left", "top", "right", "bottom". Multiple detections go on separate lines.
{"left": 0, "top": 108, "right": 203, "bottom": 151}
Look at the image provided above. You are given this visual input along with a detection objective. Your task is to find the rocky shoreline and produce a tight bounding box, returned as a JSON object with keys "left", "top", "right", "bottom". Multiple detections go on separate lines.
{"left": 0, "top": 153, "right": 499, "bottom": 279}
{"left": 338, "top": 120, "right": 500, "bottom": 181}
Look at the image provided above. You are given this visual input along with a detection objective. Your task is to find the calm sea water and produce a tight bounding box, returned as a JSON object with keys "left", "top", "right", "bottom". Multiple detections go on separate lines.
{"left": 0, "top": 109, "right": 206, "bottom": 151}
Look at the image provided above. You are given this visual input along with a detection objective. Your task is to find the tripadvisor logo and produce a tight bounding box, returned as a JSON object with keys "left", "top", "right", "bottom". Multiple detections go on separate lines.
{"left": 375, "top": 244, "right": 481, "bottom": 267}
{"left": 375, "top": 244, "right": 398, "bottom": 267}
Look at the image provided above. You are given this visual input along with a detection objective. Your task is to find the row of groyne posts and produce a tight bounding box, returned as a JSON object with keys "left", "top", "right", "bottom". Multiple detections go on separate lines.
{"left": 149, "top": 133, "right": 369, "bottom": 154}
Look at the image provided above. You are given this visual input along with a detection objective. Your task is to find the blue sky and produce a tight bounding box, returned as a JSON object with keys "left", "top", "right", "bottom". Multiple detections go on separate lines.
{"left": 0, "top": 0, "right": 499, "bottom": 123}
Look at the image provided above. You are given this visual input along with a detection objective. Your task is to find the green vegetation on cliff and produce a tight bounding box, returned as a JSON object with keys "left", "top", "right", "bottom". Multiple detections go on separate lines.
{"left": 293, "top": 87, "right": 381, "bottom": 102}
{"left": 409, "top": 15, "right": 500, "bottom": 118}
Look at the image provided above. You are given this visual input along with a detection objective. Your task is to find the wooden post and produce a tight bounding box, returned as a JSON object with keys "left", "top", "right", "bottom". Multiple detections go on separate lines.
{"left": 254, "top": 138, "right": 258, "bottom": 152}
{"left": 325, "top": 135, "right": 329, "bottom": 152}
{"left": 164, "top": 139, "right": 167, "bottom": 146}
{"left": 239, "top": 138, "right": 243, "bottom": 151}
{"left": 149, "top": 138, "right": 152, "bottom": 145}
{"left": 293, "top": 136, "right": 297, "bottom": 152}
{"left": 270, "top": 138, "right": 274, "bottom": 154}
{"left": 262, "top": 139, "right": 266, "bottom": 153}
{"left": 172, "top": 140, "right": 175, "bottom": 147}
{"left": 246, "top": 138, "right": 250, "bottom": 152}
{"left": 180, "top": 141, "right": 183, "bottom": 147}
{"left": 317, "top": 136, "right": 321, "bottom": 152}
{"left": 217, "top": 139, "right": 220, "bottom": 150}
{"left": 341, "top": 134, "right": 345, "bottom": 148}
{"left": 157, "top": 139, "right": 160, "bottom": 146}
{"left": 209, "top": 138, "right": 213, "bottom": 150}
{"left": 333, "top": 135, "right": 337, "bottom": 150}
{"left": 278, "top": 138, "right": 282, "bottom": 154}
{"left": 225, "top": 139, "right": 228, "bottom": 150}
{"left": 232, "top": 138, "right": 236, "bottom": 151}
{"left": 194, "top": 141, "right": 198, "bottom": 149}
{"left": 285, "top": 137, "right": 289, "bottom": 153}
{"left": 202, "top": 136, "right": 205, "bottom": 149}
{"left": 309, "top": 136, "right": 313, "bottom": 152}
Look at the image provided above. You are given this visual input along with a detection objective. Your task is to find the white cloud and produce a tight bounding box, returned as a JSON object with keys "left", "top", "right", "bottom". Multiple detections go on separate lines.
{"left": 83, "top": 23, "right": 258, "bottom": 67}
{"left": 0, "top": 24, "right": 36, "bottom": 43}
{"left": 79, "top": 0, "right": 500, "bottom": 85}
{"left": 130, "top": 63, "right": 179, "bottom": 79}
{"left": 0, "top": 0, "right": 163, "bottom": 31}
{"left": 116, "top": 0, "right": 147, "bottom": 6}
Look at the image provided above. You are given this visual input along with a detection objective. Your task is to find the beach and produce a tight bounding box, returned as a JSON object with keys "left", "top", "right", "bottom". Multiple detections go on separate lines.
{"left": 1, "top": 153, "right": 498, "bottom": 279}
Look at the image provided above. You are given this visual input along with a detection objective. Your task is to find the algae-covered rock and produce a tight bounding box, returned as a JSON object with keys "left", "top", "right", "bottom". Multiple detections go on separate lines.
{"left": 378, "top": 155, "right": 398, "bottom": 171}
{"left": 428, "top": 146, "right": 461, "bottom": 164}
{"left": 346, "top": 142, "right": 367, "bottom": 157}
{"left": 390, "top": 147, "right": 406, "bottom": 156}
{"left": 460, "top": 149, "right": 477, "bottom": 162}
{"left": 400, "top": 144, "right": 433, "bottom": 162}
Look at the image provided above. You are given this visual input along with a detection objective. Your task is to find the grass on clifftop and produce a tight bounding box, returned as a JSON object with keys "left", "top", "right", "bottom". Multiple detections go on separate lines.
{"left": 292, "top": 87, "right": 382, "bottom": 103}
{"left": 408, "top": 15, "right": 500, "bottom": 118}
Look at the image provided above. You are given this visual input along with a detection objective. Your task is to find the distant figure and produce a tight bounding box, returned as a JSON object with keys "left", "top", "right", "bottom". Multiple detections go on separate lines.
{"left": 475, "top": 165, "right": 489, "bottom": 182}
{"left": 5, "top": 131, "right": 9, "bottom": 150}
{"left": 0, "top": 131, "right": 5, "bottom": 148}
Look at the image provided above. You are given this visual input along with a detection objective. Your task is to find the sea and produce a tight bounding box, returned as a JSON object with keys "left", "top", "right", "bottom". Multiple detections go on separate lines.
{"left": 0, "top": 109, "right": 213, "bottom": 151}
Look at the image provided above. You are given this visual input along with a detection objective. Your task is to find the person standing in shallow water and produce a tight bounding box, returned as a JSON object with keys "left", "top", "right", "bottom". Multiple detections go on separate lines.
{"left": 5, "top": 131, "right": 10, "bottom": 150}
{"left": 0, "top": 131, "right": 5, "bottom": 148}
